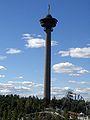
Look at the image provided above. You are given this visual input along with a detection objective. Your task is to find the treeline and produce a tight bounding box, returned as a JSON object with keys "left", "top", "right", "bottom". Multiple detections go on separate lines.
{"left": 0, "top": 94, "right": 89, "bottom": 119}
{"left": 50, "top": 97, "right": 90, "bottom": 115}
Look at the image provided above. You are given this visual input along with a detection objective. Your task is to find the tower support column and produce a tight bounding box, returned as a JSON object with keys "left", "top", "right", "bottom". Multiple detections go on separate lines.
{"left": 44, "top": 29, "right": 51, "bottom": 104}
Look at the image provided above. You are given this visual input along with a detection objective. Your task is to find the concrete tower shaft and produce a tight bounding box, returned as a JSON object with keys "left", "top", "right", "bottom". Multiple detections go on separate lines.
{"left": 40, "top": 14, "right": 58, "bottom": 104}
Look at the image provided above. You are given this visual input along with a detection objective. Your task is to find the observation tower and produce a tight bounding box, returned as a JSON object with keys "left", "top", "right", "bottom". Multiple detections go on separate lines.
{"left": 40, "top": 4, "right": 58, "bottom": 105}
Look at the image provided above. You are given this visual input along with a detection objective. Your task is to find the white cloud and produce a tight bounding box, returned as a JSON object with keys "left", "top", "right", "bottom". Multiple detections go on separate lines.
{"left": 85, "top": 88, "right": 90, "bottom": 92}
{"left": 0, "top": 81, "right": 43, "bottom": 97}
{"left": 37, "top": 34, "right": 42, "bottom": 37}
{"left": 51, "top": 41, "right": 58, "bottom": 46}
{"left": 22, "top": 81, "right": 34, "bottom": 85}
{"left": 64, "top": 87, "right": 70, "bottom": 90}
{"left": 59, "top": 47, "right": 90, "bottom": 58}
{"left": 25, "top": 38, "right": 45, "bottom": 48}
{"left": 51, "top": 86, "right": 90, "bottom": 100}
{"left": 0, "top": 83, "right": 14, "bottom": 94}
{"left": 59, "top": 51, "right": 70, "bottom": 57}
{"left": 0, "top": 66, "right": 6, "bottom": 70}
{"left": 0, "top": 89, "right": 11, "bottom": 93}
{"left": 79, "top": 81, "right": 89, "bottom": 84}
{"left": 15, "top": 86, "right": 31, "bottom": 91}
{"left": 68, "top": 80, "right": 77, "bottom": 83}
{"left": 68, "top": 80, "right": 89, "bottom": 84}
{"left": 52, "top": 62, "right": 89, "bottom": 76}
{"left": 75, "top": 88, "right": 90, "bottom": 94}
{"left": 23, "top": 33, "right": 31, "bottom": 38}
{"left": 51, "top": 86, "right": 71, "bottom": 99}
{"left": 0, "top": 75, "right": 5, "bottom": 78}
{"left": 0, "top": 55, "right": 7, "bottom": 60}
{"left": 69, "top": 73, "right": 80, "bottom": 76}
{"left": 35, "top": 83, "right": 43, "bottom": 87}
{"left": 6, "top": 48, "right": 21, "bottom": 54}
{"left": 0, "top": 80, "right": 89, "bottom": 100}
{"left": 22, "top": 33, "right": 58, "bottom": 48}
{"left": 53, "top": 62, "right": 81, "bottom": 73}
{"left": 18, "top": 76, "right": 23, "bottom": 79}
{"left": 78, "top": 69, "right": 89, "bottom": 74}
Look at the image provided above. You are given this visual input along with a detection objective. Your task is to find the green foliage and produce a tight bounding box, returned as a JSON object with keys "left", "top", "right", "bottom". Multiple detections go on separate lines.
{"left": 0, "top": 94, "right": 89, "bottom": 119}
{"left": 55, "top": 115, "right": 60, "bottom": 120}
{"left": 11, "top": 109, "right": 18, "bottom": 120}
{"left": 23, "top": 114, "right": 27, "bottom": 120}
{"left": 2, "top": 110, "right": 7, "bottom": 120}
{"left": 28, "top": 114, "right": 32, "bottom": 120}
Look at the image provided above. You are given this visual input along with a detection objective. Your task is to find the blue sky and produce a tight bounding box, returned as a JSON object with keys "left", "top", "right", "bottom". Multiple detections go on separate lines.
{"left": 0, "top": 0, "right": 90, "bottom": 101}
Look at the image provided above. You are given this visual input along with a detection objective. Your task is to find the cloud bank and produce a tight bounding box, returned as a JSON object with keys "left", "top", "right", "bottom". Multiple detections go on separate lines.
{"left": 52, "top": 62, "right": 89, "bottom": 76}
{"left": 59, "top": 47, "right": 90, "bottom": 58}
{"left": 0, "top": 80, "right": 89, "bottom": 100}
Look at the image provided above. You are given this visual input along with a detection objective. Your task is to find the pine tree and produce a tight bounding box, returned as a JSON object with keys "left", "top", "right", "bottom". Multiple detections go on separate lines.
{"left": 28, "top": 114, "right": 32, "bottom": 120}
{"left": 23, "top": 116, "right": 27, "bottom": 120}
{"left": 11, "top": 109, "right": 17, "bottom": 120}
{"left": 34, "top": 111, "right": 39, "bottom": 120}
{"left": 2, "top": 110, "right": 6, "bottom": 120}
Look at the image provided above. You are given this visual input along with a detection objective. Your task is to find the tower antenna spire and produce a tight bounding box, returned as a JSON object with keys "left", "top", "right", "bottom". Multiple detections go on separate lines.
{"left": 48, "top": 0, "right": 51, "bottom": 14}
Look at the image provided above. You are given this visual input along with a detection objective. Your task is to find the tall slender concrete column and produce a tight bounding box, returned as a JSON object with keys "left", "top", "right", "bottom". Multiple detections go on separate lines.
{"left": 44, "top": 29, "right": 51, "bottom": 104}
